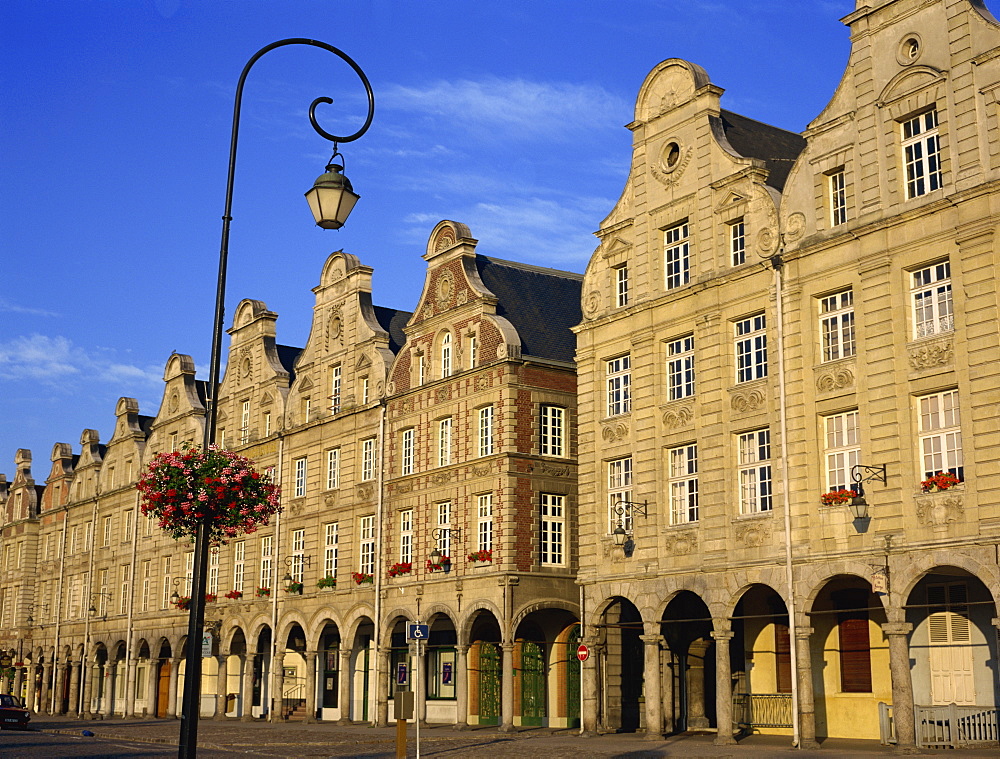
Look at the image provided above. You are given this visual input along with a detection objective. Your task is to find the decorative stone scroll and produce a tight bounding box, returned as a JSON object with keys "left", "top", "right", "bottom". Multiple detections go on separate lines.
{"left": 662, "top": 404, "right": 694, "bottom": 430}
{"left": 663, "top": 530, "right": 697, "bottom": 555}
{"left": 816, "top": 364, "right": 855, "bottom": 392}
{"left": 356, "top": 485, "right": 374, "bottom": 502}
{"left": 583, "top": 291, "right": 603, "bottom": 319}
{"left": 914, "top": 493, "right": 964, "bottom": 526}
{"left": 601, "top": 419, "right": 630, "bottom": 443}
{"left": 734, "top": 519, "right": 770, "bottom": 547}
{"left": 730, "top": 387, "right": 766, "bottom": 413}
{"left": 909, "top": 339, "right": 953, "bottom": 370}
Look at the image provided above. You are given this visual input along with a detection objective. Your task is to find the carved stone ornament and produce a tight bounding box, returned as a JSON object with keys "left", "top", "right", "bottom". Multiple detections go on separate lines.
{"left": 475, "top": 375, "right": 492, "bottom": 392}
{"left": 816, "top": 364, "right": 856, "bottom": 392}
{"left": 436, "top": 386, "right": 452, "bottom": 403}
{"left": 456, "top": 288, "right": 468, "bottom": 305}
{"left": 583, "top": 291, "right": 603, "bottom": 318}
{"left": 914, "top": 493, "right": 964, "bottom": 526}
{"left": 434, "top": 226, "right": 457, "bottom": 252}
{"left": 288, "top": 499, "right": 305, "bottom": 516}
{"left": 755, "top": 227, "right": 777, "bottom": 255}
{"left": 241, "top": 356, "right": 252, "bottom": 379}
{"left": 430, "top": 471, "right": 452, "bottom": 485}
{"left": 664, "top": 530, "right": 697, "bottom": 555}
{"left": 662, "top": 404, "right": 694, "bottom": 430}
{"left": 394, "top": 482, "right": 413, "bottom": 495}
{"left": 735, "top": 520, "right": 770, "bottom": 547}
{"left": 471, "top": 465, "right": 491, "bottom": 477}
{"left": 909, "top": 339, "right": 953, "bottom": 370}
{"left": 730, "top": 387, "right": 767, "bottom": 413}
{"left": 324, "top": 494, "right": 338, "bottom": 507}
{"left": 602, "top": 419, "right": 630, "bottom": 443}
{"left": 435, "top": 271, "right": 454, "bottom": 310}
{"left": 539, "top": 463, "right": 570, "bottom": 477}
{"left": 650, "top": 141, "right": 693, "bottom": 187}
{"left": 357, "top": 485, "right": 374, "bottom": 502}
{"left": 784, "top": 212, "right": 806, "bottom": 242}
{"left": 168, "top": 392, "right": 179, "bottom": 414}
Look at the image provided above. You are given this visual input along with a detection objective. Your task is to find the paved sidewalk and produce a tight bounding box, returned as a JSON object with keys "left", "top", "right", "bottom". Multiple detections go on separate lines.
{"left": 23, "top": 714, "right": 1000, "bottom": 757}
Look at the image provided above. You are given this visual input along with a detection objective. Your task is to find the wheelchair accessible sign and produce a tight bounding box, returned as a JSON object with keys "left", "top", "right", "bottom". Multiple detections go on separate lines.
{"left": 406, "top": 622, "right": 429, "bottom": 641}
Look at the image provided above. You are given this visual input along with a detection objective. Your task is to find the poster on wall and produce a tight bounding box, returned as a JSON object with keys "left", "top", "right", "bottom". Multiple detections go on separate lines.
{"left": 442, "top": 662, "right": 452, "bottom": 684}
{"left": 397, "top": 663, "right": 407, "bottom": 685}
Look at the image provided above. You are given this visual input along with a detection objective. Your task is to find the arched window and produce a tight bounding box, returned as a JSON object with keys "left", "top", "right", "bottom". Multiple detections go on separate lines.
{"left": 441, "top": 332, "right": 452, "bottom": 377}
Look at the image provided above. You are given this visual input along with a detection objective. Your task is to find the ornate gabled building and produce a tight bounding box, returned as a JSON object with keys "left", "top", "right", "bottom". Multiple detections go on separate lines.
{"left": 575, "top": 0, "right": 1000, "bottom": 751}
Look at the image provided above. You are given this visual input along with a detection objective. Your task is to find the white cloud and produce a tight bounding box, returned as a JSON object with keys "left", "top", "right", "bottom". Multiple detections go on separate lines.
{"left": 0, "top": 334, "right": 162, "bottom": 386}
{"left": 0, "top": 298, "right": 58, "bottom": 317}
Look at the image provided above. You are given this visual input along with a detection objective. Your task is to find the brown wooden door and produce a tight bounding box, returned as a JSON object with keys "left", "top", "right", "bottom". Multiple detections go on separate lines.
{"left": 156, "top": 661, "right": 171, "bottom": 718}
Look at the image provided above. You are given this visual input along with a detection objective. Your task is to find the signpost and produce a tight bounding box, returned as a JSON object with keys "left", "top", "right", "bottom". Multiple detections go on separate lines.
{"left": 405, "top": 622, "right": 427, "bottom": 758}
{"left": 576, "top": 643, "right": 590, "bottom": 662}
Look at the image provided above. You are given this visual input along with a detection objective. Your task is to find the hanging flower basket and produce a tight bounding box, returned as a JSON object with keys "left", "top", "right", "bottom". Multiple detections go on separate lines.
{"left": 173, "top": 596, "right": 191, "bottom": 611}
{"left": 820, "top": 489, "right": 856, "bottom": 507}
{"left": 467, "top": 549, "right": 493, "bottom": 563}
{"left": 224, "top": 590, "right": 243, "bottom": 600}
{"left": 285, "top": 582, "right": 304, "bottom": 594}
{"left": 426, "top": 556, "right": 451, "bottom": 573}
{"left": 136, "top": 445, "right": 281, "bottom": 545}
{"left": 388, "top": 562, "right": 412, "bottom": 578}
{"left": 921, "top": 471, "right": 960, "bottom": 492}
{"left": 351, "top": 572, "right": 374, "bottom": 585}
{"left": 256, "top": 587, "right": 271, "bottom": 598}
{"left": 316, "top": 575, "right": 337, "bottom": 590}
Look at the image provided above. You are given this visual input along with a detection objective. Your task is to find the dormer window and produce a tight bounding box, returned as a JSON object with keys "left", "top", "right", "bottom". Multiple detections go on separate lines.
{"left": 902, "top": 109, "right": 941, "bottom": 199}
{"left": 441, "top": 332, "right": 452, "bottom": 378}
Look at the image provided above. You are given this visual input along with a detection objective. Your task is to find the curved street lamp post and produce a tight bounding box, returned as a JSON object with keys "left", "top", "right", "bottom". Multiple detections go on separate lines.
{"left": 179, "top": 39, "right": 373, "bottom": 759}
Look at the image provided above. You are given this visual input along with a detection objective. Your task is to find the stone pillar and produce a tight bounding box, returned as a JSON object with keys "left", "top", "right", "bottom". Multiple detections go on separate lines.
{"left": 82, "top": 662, "right": 97, "bottom": 718}
{"left": 68, "top": 660, "right": 80, "bottom": 716}
{"left": 214, "top": 655, "right": 228, "bottom": 719}
{"left": 883, "top": 622, "right": 917, "bottom": 752}
{"left": 640, "top": 633, "right": 664, "bottom": 739}
{"left": 167, "top": 658, "right": 181, "bottom": 719}
{"left": 270, "top": 651, "right": 285, "bottom": 722}
{"left": 145, "top": 661, "right": 158, "bottom": 717}
{"left": 25, "top": 665, "right": 37, "bottom": 713}
{"left": 794, "top": 626, "right": 819, "bottom": 749}
{"left": 498, "top": 642, "right": 515, "bottom": 732}
{"left": 662, "top": 650, "right": 674, "bottom": 735}
{"left": 41, "top": 660, "right": 53, "bottom": 715}
{"left": 580, "top": 639, "right": 601, "bottom": 736}
{"left": 373, "top": 648, "right": 388, "bottom": 726}
{"left": 304, "top": 652, "right": 319, "bottom": 724}
{"left": 686, "top": 639, "right": 710, "bottom": 729}
{"left": 124, "top": 658, "right": 139, "bottom": 718}
{"left": 455, "top": 644, "right": 469, "bottom": 729}
{"left": 13, "top": 664, "right": 24, "bottom": 703}
{"left": 100, "top": 663, "right": 116, "bottom": 717}
{"left": 240, "top": 654, "right": 255, "bottom": 721}
{"left": 712, "top": 628, "right": 735, "bottom": 746}
{"left": 337, "top": 649, "right": 352, "bottom": 723}
{"left": 0, "top": 669, "right": 9, "bottom": 695}
{"left": 54, "top": 662, "right": 68, "bottom": 714}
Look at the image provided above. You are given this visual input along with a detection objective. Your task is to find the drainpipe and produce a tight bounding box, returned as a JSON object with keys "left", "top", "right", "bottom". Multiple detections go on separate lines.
{"left": 270, "top": 434, "right": 284, "bottom": 719}
{"left": 373, "top": 403, "right": 386, "bottom": 726}
{"left": 50, "top": 499, "right": 69, "bottom": 714}
{"left": 578, "top": 580, "right": 585, "bottom": 735}
{"left": 82, "top": 484, "right": 100, "bottom": 715}
{"left": 773, "top": 253, "right": 800, "bottom": 748}
{"left": 123, "top": 496, "right": 139, "bottom": 717}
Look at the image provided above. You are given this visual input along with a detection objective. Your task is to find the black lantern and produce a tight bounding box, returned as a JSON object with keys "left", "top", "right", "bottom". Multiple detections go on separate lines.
{"left": 305, "top": 161, "right": 360, "bottom": 230}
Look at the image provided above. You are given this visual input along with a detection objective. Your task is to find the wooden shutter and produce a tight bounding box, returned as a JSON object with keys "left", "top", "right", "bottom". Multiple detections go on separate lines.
{"left": 838, "top": 613, "right": 872, "bottom": 692}
{"left": 775, "top": 621, "right": 792, "bottom": 693}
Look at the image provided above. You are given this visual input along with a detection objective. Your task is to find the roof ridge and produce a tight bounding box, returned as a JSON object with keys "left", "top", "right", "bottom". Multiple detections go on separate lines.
{"left": 477, "top": 254, "right": 584, "bottom": 281}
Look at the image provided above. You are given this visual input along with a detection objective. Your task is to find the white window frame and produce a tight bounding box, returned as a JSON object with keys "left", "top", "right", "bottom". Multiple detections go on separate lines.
{"left": 606, "top": 355, "right": 631, "bottom": 417}
{"left": 824, "top": 411, "right": 860, "bottom": 492}
{"left": 323, "top": 522, "right": 339, "bottom": 578}
{"left": 290, "top": 528, "right": 305, "bottom": 582}
{"left": 436, "top": 502, "right": 452, "bottom": 557}
{"left": 911, "top": 261, "right": 953, "bottom": 339}
{"left": 330, "top": 365, "right": 342, "bottom": 413}
{"left": 438, "top": 418, "right": 452, "bottom": 467}
{"left": 540, "top": 493, "right": 566, "bottom": 566}
{"left": 399, "top": 509, "right": 413, "bottom": 564}
{"left": 738, "top": 429, "right": 773, "bottom": 514}
{"left": 441, "top": 332, "right": 452, "bottom": 378}
{"left": 119, "top": 564, "right": 130, "bottom": 615}
{"left": 477, "top": 494, "right": 493, "bottom": 553}
{"left": 123, "top": 508, "right": 134, "bottom": 542}
{"left": 735, "top": 314, "right": 767, "bottom": 383}
{"left": 208, "top": 547, "right": 219, "bottom": 596}
{"left": 540, "top": 405, "right": 565, "bottom": 457}
{"left": 240, "top": 400, "right": 251, "bottom": 444}
{"left": 233, "top": 540, "right": 245, "bottom": 593}
{"left": 325, "top": 448, "right": 340, "bottom": 490}
{"left": 401, "top": 429, "right": 415, "bottom": 476}
{"left": 664, "top": 221, "right": 690, "bottom": 290}
{"left": 361, "top": 438, "right": 377, "bottom": 481}
{"left": 259, "top": 535, "right": 273, "bottom": 590}
{"left": 902, "top": 109, "right": 942, "bottom": 199}
{"left": 293, "top": 456, "right": 307, "bottom": 498}
{"left": 616, "top": 265, "right": 629, "bottom": 308}
{"left": 730, "top": 219, "right": 746, "bottom": 266}
{"left": 467, "top": 333, "right": 478, "bottom": 369}
{"left": 607, "top": 457, "right": 633, "bottom": 532}
{"left": 161, "top": 556, "right": 172, "bottom": 610}
{"left": 666, "top": 335, "right": 695, "bottom": 400}
{"left": 820, "top": 290, "right": 856, "bottom": 362}
{"left": 141, "top": 559, "right": 151, "bottom": 613}
{"left": 478, "top": 406, "right": 494, "bottom": 457}
{"left": 263, "top": 411, "right": 271, "bottom": 438}
{"left": 359, "top": 516, "right": 376, "bottom": 575}
{"left": 919, "top": 389, "right": 963, "bottom": 481}
{"left": 829, "top": 169, "right": 847, "bottom": 226}
{"left": 103, "top": 515, "right": 113, "bottom": 546}
{"left": 668, "top": 444, "right": 699, "bottom": 524}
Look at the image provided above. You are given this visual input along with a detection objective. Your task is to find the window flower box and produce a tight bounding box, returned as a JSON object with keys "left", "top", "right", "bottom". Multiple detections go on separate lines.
{"left": 173, "top": 596, "right": 191, "bottom": 611}
{"left": 285, "top": 581, "right": 303, "bottom": 594}
{"left": 224, "top": 590, "right": 243, "bottom": 600}
{"left": 316, "top": 575, "right": 337, "bottom": 590}
{"left": 467, "top": 549, "right": 493, "bottom": 563}
{"left": 204, "top": 593, "right": 217, "bottom": 603}
{"left": 388, "top": 562, "right": 412, "bottom": 578}
{"left": 820, "top": 489, "right": 856, "bottom": 507}
{"left": 256, "top": 587, "right": 271, "bottom": 598}
{"left": 921, "top": 471, "right": 960, "bottom": 492}
{"left": 426, "top": 556, "right": 451, "bottom": 573}
{"left": 352, "top": 572, "right": 374, "bottom": 585}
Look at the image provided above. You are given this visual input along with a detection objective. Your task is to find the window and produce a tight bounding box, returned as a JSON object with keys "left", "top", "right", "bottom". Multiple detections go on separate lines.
{"left": 540, "top": 405, "right": 565, "bottom": 457}
{"left": 666, "top": 336, "right": 695, "bottom": 400}
{"left": 107, "top": 466, "right": 116, "bottom": 489}
{"left": 233, "top": 541, "right": 245, "bottom": 593}
{"left": 98, "top": 568, "right": 109, "bottom": 616}
{"left": 829, "top": 169, "right": 847, "bottom": 226}
{"left": 911, "top": 261, "right": 953, "bottom": 338}
{"left": 820, "top": 290, "right": 856, "bottom": 362}
{"left": 208, "top": 548, "right": 219, "bottom": 595}
{"left": 426, "top": 648, "right": 457, "bottom": 700}
{"left": 361, "top": 438, "right": 376, "bottom": 481}
{"left": 902, "top": 109, "right": 942, "bottom": 199}
{"left": 478, "top": 406, "right": 494, "bottom": 457}
{"left": 184, "top": 551, "right": 194, "bottom": 596}
{"left": 325, "top": 448, "right": 340, "bottom": 490}
{"left": 360, "top": 377, "right": 369, "bottom": 405}
{"left": 927, "top": 582, "right": 974, "bottom": 705}
{"left": 399, "top": 509, "right": 413, "bottom": 564}
{"left": 437, "top": 419, "right": 452, "bottom": 467}
{"left": 290, "top": 529, "right": 305, "bottom": 582}
{"left": 825, "top": 411, "right": 860, "bottom": 492}
{"left": 263, "top": 411, "right": 272, "bottom": 437}
{"left": 730, "top": 219, "right": 746, "bottom": 266}
{"left": 418, "top": 353, "right": 425, "bottom": 385}
{"left": 359, "top": 516, "right": 375, "bottom": 575}
{"left": 836, "top": 590, "right": 872, "bottom": 693}
{"left": 919, "top": 390, "right": 963, "bottom": 481}
{"left": 259, "top": 535, "right": 273, "bottom": 590}
{"left": 119, "top": 564, "right": 130, "bottom": 615}
{"left": 294, "top": 457, "right": 307, "bottom": 498}
{"left": 606, "top": 355, "right": 631, "bottom": 416}
{"left": 323, "top": 523, "right": 339, "bottom": 578}
{"left": 330, "top": 366, "right": 342, "bottom": 413}
{"left": 123, "top": 509, "right": 134, "bottom": 542}
{"left": 668, "top": 444, "right": 699, "bottom": 524}
{"left": 477, "top": 494, "right": 493, "bottom": 553}
{"left": 540, "top": 493, "right": 565, "bottom": 566}
{"left": 436, "top": 502, "right": 452, "bottom": 557}
{"left": 161, "top": 556, "right": 172, "bottom": 609}
{"left": 303, "top": 397, "right": 312, "bottom": 423}
{"left": 664, "top": 221, "right": 690, "bottom": 289}
{"left": 467, "top": 334, "right": 478, "bottom": 369}
{"left": 240, "top": 400, "right": 251, "bottom": 444}
{"left": 401, "top": 429, "right": 414, "bottom": 476}
{"left": 141, "top": 560, "right": 151, "bottom": 613}
{"left": 607, "top": 457, "right": 633, "bottom": 532}
{"left": 103, "top": 515, "right": 113, "bottom": 546}
{"left": 738, "top": 429, "right": 772, "bottom": 513}
{"left": 616, "top": 265, "right": 629, "bottom": 307}
{"left": 441, "top": 332, "right": 452, "bottom": 377}
{"left": 735, "top": 314, "right": 767, "bottom": 383}
{"left": 218, "top": 428, "right": 227, "bottom": 447}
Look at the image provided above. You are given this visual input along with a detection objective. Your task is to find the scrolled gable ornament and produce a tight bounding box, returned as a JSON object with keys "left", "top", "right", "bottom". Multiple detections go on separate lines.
{"left": 137, "top": 445, "right": 281, "bottom": 545}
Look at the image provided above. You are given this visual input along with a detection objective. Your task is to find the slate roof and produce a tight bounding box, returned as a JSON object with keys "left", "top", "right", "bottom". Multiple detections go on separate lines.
{"left": 718, "top": 109, "right": 806, "bottom": 192}
{"left": 275, "top": 345, "right": 302, "bottom": 382}
{"left": 373, "top": 305, "right": 413, "bottom": 354}
{"left": 475, "top": 255, "right": 583, "bottom": 363}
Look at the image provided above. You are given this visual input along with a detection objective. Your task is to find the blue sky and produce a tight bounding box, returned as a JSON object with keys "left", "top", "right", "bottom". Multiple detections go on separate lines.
{"left": 0, "top": 0, "right": 863, "bottom": 472}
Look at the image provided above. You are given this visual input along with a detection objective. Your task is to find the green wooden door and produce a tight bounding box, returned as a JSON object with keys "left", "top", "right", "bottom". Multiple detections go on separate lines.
{"left": 521, "top": 640, "right": 546, "bottom": 726}
{"left": 566, "top": 625, "right": 581, "bottom": 727}
{"left": 479, "top": 642, "right": 501, "bottom": 725}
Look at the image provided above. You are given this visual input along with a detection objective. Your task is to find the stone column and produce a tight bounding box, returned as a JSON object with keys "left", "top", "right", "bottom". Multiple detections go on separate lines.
{"left": 145, "top": 661, "right": 158, "bottom": 717}
{"left": 240, "top": 654, "right": 255, "bottom": 721}
{"left": 337, "top": 649, "right": 352, "bottom": 724}
{"left": 124, "top": 658, "right": 139, "bottom": 718}
{"left": 712, "top": 628, "right": 735, "bottom": 746}
{"left": 25, "top": 665, "right": 37, "bottom": 713}
{"left": 304, "top": 652, "right": 318, "bottom": 724}
{"left": 580, "top": 639, "right": 601, "bottom": 736}
{"left": 662, "top": 650, "right": 674, "bottom": 735}
{"left": 41, "top": 660, "right": 53, "bottom": 715}
{"left": 55, "top": 662, "right": 69, "bottom": 714}
{"left": 498, "top": 642, "right": 515, "bottom": 732}
{"left": 455, "top": 644, "right": 469, "bottom": 729}
{"left": 167, "top": 658, "right": 181, "bottom": 719}
{"left": 13, "top": 664, "right": 24, "bottom": 703}
{"left": 68, "top": 660, "right": 80, "bottom": 716}
{"left": 270, "top": 651, "right": 285, "bottom": 723}
{"left": 640, "top": 633, "right": 664, "bottom": 739}
{"left": 373, "top": 648, "right": 388, "bottom": 726}
{"left": 82, "top": 662, "right": 97, "bottom": 718}
{"left": 0, "top": 669, "right": 9, "bottom": 695}
{"left": 686, "top": 640, "right": 711, "bottom": 729}
{"left": 214, "top": 655, "right": 228, "bottom": 719}
{"left": 794, "top": 626, "right": 819, "bottom": 749}
{"left": 883, "top": 622, "right": 917, "bottom": 752}
{"left": 100, "top": 663, "right": 116, "bottom": 717}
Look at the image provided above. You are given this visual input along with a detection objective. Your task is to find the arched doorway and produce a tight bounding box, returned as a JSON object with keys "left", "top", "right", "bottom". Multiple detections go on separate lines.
{"left": 348, "top": 618, "right": 375, "bottom": 722}
{"left": 280, "top": 623, "right": 308, "bottom": 720}
{"left": 253, "top": 627, "right": 271, "bottom": 719}
{"left": 513, "top": 608, "right": 579, "bottom": 728}
{"left": 598, "top": 596, "right": 643, "bottom": 733}
{"left": 155, "top": 639, "right": 172, "bottom": 718}
{"left": 468, "top": 610, "right": 502, "bottom": 726}
{"left": 660, "top": 591, "right": 714, "bottom": 734}
{"left": 318, "top": 622, "right": 341, "bottom": 720}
